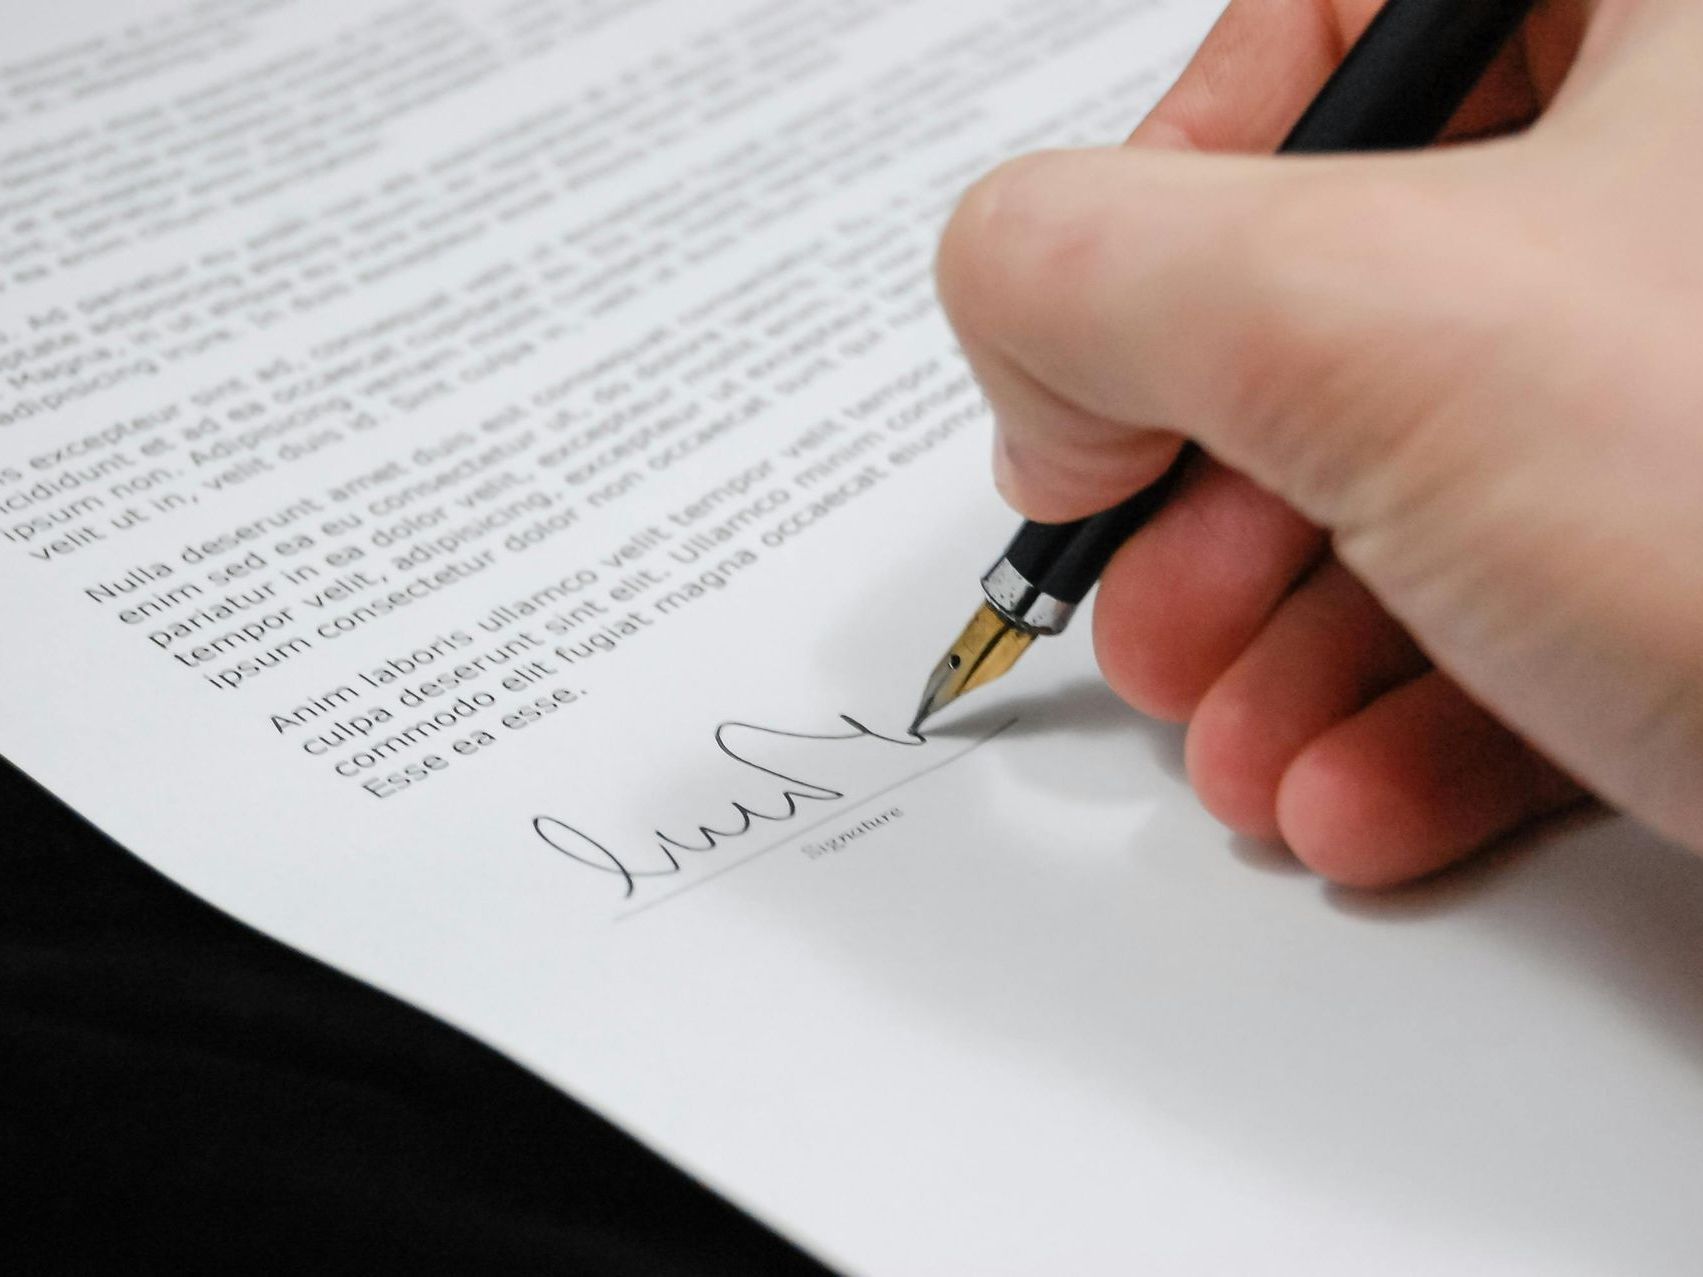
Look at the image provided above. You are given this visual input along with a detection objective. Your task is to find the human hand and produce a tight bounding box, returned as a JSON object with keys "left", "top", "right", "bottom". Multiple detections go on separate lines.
{"left": 937, "top": 0, "right": 1703, "bottom": 885}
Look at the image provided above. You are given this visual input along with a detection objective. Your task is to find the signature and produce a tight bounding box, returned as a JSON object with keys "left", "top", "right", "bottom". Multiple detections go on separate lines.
{"left": 532, "top": 715, "right": 924, "bottom": 898}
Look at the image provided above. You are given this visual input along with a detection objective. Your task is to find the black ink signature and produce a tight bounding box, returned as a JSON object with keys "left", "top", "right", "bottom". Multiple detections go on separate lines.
{"left": 532, "top": 716, "right": 924, "bottom": 898}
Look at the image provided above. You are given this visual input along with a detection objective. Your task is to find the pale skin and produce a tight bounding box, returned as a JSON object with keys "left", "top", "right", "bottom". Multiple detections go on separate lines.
{"left": 936, "top": 0, "right": 1703, "bottom": 886}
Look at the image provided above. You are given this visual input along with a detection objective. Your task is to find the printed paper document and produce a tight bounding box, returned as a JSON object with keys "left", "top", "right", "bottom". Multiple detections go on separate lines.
{"left": 4, "top": 2, "right": 1702, "bottom": 1271}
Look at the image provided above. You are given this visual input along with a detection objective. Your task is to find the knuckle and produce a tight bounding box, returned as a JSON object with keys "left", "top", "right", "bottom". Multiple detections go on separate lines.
{"left": 1199, "top": 176, "right": 1487, "bottom": 522}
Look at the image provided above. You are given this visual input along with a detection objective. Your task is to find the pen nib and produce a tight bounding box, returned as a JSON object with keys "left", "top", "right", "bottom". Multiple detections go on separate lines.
{"left": 910, "top": 602, "right": 1034, "bottom": 735}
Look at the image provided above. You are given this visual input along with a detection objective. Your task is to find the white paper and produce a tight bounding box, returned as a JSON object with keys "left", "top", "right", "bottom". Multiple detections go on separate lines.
{"left": 4, "top": 2, "right": 1703, "bottom": 1272}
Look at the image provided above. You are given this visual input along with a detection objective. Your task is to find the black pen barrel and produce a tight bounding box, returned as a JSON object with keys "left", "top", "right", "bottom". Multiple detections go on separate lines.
{"left": 1284, "top": 0, "right": 1540, "bottom": 154}
{"left": 996, "top": 450, "right": 1193, "bottom": 608}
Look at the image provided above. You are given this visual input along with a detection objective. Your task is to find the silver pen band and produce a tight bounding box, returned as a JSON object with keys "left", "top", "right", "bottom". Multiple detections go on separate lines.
{"left": 980, "top": 558, "right": 1076, "bottom": 635}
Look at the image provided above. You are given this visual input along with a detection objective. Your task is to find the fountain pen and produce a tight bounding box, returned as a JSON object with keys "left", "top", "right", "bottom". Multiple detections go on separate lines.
{"left": 911, "top": 0, "right": 1541, "bottom": 733}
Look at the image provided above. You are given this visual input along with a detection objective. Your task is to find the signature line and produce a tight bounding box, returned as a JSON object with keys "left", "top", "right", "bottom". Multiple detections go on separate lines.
{"left": 617, "top": 716, "right": 1020, "bottom": 922}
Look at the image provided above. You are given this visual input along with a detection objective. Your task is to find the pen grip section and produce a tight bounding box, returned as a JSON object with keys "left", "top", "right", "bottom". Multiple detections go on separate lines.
{"left": 997, "top": 447, "right": 1195, "bottom": 606}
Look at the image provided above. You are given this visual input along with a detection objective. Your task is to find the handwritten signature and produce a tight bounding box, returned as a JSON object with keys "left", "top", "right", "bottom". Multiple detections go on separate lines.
{"left": 532, "top": 716, "right": 924, "bottom": 898}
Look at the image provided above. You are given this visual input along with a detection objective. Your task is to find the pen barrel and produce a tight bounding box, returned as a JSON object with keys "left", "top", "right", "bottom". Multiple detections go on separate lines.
{"left": 991, "top": 448, "right": 1194, "bottom": 615}
{"left": 1281, "top": 0, "right": 1540, "bottom": 154}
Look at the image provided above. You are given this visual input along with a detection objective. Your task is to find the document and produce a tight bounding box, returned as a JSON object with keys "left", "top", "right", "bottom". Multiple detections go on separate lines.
{"left": 5, "top": 2, "right": 1703, "bottom": 1271}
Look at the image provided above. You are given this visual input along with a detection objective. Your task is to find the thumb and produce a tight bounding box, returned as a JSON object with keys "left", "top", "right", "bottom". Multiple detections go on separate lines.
{"left": 935, "top": 143, "right": 1519, "bottom": 533}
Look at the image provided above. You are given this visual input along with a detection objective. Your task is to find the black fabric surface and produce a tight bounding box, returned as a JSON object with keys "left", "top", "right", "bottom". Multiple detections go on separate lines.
{"left": 1, "top": 754, "right": 834, "bottom": 1275}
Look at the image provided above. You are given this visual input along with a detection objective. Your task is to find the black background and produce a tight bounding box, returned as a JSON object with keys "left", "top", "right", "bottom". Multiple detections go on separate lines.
{"left": 2, "top": 754, "right": 834, "bottom": 1274}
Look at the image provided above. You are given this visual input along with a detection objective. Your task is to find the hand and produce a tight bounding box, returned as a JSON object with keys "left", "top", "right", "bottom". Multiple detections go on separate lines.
{"left": 936, "top": 0, "right": 1703, "bottom": 886}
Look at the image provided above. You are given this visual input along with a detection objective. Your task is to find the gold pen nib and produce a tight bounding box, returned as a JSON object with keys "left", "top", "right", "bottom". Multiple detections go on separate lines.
{"left": 910, "top": 601, "right": 1034, "bottom": 735}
